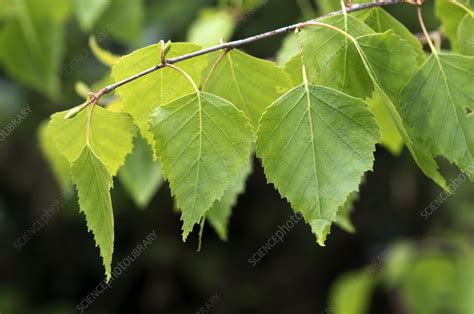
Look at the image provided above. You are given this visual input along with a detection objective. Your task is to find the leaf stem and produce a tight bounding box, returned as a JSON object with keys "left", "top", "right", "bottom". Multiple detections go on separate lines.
{"left": 201, "top": 49, "right": 229, "bottom": 92}
{"left": 417, "top": 4, "right": 438, "bottom": 55}
{"left": 297, "top": 21, "right": 355, "bottom": 41}
{"left": 165, "top": 64, "right": 200, "bottom": 94}
{"left": 86, "top": 103, "right": 96, "bottom": 146}
{"left": 197, "top": 216, "right": 205, "bottom": 252}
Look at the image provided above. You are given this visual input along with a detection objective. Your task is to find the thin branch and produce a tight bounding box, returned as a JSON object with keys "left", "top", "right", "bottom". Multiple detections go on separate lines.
{"left": 74, "top": 0, "right": 413, "bottom": 111}
{"left": 201, "top": 49, "right": 229, "bottom": 92}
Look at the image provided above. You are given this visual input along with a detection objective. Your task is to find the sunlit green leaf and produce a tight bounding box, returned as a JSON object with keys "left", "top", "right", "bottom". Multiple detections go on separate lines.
{"left": 150, "top": 92, "right": 253, "bottom": 240}
{"left": 257, "top": 84, "right": 379, "bottom": 245}
{"left": 47, "top": 106, "right": 135, "bottom": 176}
{"left": 71, "top": 145, "right": 114, "bottom": 281}
{"left": 204, "top": 49, "right": 292, "bottom": 128}
{"left": 297, "top": 16, "right": 446, "bottom": 188}
{"left": 112, "top": 43, "right": 207, "bottom": 151}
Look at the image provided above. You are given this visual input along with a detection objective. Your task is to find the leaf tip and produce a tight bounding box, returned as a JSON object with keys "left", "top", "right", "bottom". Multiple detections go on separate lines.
{"left": 310, "top": 218, "right": 332, "bottom": 247}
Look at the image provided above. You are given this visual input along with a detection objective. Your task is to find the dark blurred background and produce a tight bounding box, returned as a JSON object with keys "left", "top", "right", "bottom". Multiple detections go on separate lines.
{"left": 0, "top": 0, "right": 473, "bottom": 313}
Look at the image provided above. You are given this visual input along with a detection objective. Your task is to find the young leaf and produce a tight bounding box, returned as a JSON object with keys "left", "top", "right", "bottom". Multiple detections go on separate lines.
{"left": 38, "top": 121, "right": 72, "bottom": 193}
{"left": 71, "top": 146, "right": 114, "bottom": 281}
{"left": 353, "top": 7, "right": 426, "bottom": 65}
{"left": 118, "top": 136, "right": 163, "bottom": 209}
{"left": 47, "top": 106, "right": 135, "bottom": 176}
{"left": 207, "top": 158, "right": 253, "bottom": 241}
{"left": 150, "top": 92, "right": 253, "bottom": 240}
{"left": 458, "top": 14, "right": 474, "bottom": 56}
{"left": 400, "top": 54, "right": 474, "bottom": 180}
{"left": 203, "top": 49, "right": 292, "bottom": 129}
{"left": 112, "top": 43, "right": 207, "bottom": 150}
{"left": 256, "top": 84, "right": 379, "bottom": 245}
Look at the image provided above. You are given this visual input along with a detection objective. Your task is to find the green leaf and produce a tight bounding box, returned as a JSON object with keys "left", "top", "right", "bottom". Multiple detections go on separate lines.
{"left": 328, "top": 270, "right": 376, "bottom": 314}
{"left": 150, "top": 92, "right": 253, "bottom": 240}
{"left": 72, "top": 0, "right": 110, "bottom": 32}
{"left": 0, "top": 0, "right": 70, "bottom": 100}
{"left": 89, "top": 35, "right": 120, "bottom": 67}
{"left": 355, "top": 33, "right": 447, "bottom": 189}
{"left": 297, "top": 15, "right": 375, "bottom": 98}
{"left": 436, "top": 0, "right": 474, "bottom": 51}
{"left": 203, "top": 49, "right": 292, "bottom": 128}
{"left": 353, "top": 8, "right": 426, "bottom": 65}
{"left": 47, "top": 106, "right": 135, "bottom": 176}
{"left": 118, "top": 136, "right": 163, "bottom": 209}
{"left": 111, "top": 43, "right": 207, "bottom": 151}
{"left": 71, "top": 145, "right": 114, "bottom": 281}
{"left": 256, "top": 84, "right": 379, "bottom": 245}
{"left": 207, "top": 158, "right": 253, "bottom": 241}
{"left": 458, "top": 14, "right": 474, "bottom": 56}
{"left": 186, "top": 8, "right": 235, "bottom": 48}
{"left": 297, "top": 17, "right": 446, "bottom": 188}
{"left": 38, "top": 121, "right": 72, "bottom": 193}
{"left": 400, "top": 54, "right": 474, "bottom": 180}
{"left": 95, "top": 0, "right": 144, "bottom": 45}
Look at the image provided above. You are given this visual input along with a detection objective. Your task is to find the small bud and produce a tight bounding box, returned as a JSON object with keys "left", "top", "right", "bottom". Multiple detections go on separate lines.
{"left": 64, "top": 101, "right": 88, "bottom": 119}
